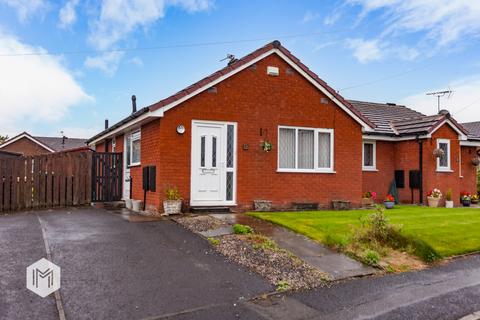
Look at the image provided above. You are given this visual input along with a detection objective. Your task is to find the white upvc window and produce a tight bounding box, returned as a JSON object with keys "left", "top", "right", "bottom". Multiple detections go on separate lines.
{"left": 129, "top": 130, "right": 141, "bottom": 167}
{"left": 277, "top": 126, "right": 334, "bottom": 173}
{"left": 437, "top": 139, "right": 451, "bottom": 171}
{"left": 362, "top": 140, "right": 376, "bottom": 171}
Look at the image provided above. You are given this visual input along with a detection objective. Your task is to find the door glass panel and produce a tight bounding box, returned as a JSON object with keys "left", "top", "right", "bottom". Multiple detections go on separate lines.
{"left": 439, "top": 142, "right": 449, "bottom": 167}
{"left": 226, "top": 172, "right": 233, "bottom": 201}
{"left": 227, "top": 125, "right": 234, "bottom": 168}
{"left": 200, "top": 136, "right": 205, "bottom": 167}
{"left": 212, "top": 136, "right": 217, "bottom": 168}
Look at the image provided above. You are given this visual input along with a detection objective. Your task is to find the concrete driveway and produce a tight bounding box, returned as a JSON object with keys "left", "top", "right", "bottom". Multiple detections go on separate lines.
{"left": 0, "top": 207, "right": 272, "bottom": 320}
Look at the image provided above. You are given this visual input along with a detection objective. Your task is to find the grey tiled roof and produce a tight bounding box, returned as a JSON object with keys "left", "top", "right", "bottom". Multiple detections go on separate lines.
{"left": 348, "top": 100, "right": 425, "bottom": 135}
{"left": 391, "top": 114, "right": 444, "bottom": 135}
{"left": 34, "top": 136, "right": 87, "bottom": 152}
{"left": 461, "top": 121, "right": 480, "bottom": 140}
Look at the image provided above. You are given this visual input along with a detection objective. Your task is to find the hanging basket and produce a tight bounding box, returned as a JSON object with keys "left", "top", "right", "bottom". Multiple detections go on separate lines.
{"left": 433, "top": 148, "right": 445, "bottom": 158}
{"left": 472, "top": 157, "right": 480, "bottom": 166}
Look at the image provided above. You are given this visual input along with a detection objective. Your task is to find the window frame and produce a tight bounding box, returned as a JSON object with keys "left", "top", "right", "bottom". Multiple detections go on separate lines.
{"left": 436, "top": 138, "right": 451, "bottom": 172}
{"left": 277, "top": 125, "right": 335, "bottom": 173}
{"left": 362, "top": 140, "right": 377, "bottom": 171}
{"left": 129, "top": 130, "right": 141, "bottom": 167}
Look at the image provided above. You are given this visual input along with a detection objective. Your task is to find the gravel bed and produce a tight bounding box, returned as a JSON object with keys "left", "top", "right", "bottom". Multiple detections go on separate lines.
{"left": 175, "top": 215, "right": 228, "bottom": 232}
{"left": 214, "top": 234, "right": 329, "bottom": 291}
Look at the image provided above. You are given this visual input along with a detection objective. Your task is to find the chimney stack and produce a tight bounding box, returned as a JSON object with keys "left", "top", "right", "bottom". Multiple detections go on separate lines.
{"left": 132, "top": 95, "right": 137, "bottom": 113}
{"left": 105, "top": 119, "right": 109, "bottom": 129}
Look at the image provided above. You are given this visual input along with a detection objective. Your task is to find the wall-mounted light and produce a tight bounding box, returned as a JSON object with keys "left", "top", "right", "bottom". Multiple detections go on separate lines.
{"left": 176, "top": 125, "right": 185, "bottom": 134}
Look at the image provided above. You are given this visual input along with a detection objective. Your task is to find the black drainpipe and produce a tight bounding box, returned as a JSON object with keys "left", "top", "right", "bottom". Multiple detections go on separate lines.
{"left": 417, "top": 135, "right": 423, "bottom": 204}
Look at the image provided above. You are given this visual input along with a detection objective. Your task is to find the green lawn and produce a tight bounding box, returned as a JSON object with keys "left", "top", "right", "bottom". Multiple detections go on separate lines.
{"left": 248, "top": 206, "right": 480, "bottom": 258}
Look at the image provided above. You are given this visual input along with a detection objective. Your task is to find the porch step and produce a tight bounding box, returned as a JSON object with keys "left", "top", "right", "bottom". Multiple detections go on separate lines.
{"left": 190, "top": 206, "right": 232, "bottom": 213}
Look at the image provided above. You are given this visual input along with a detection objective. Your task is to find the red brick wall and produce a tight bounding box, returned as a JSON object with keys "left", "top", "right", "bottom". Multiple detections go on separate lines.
{"left": 129, "top": 53, "right": 364, "bottom": 211}
{"left": 1, "top": 137, "right": 52, "bottom": 156}
{"left": 461, "top": 146, "right": 478, "bottom": 196}
{"left": 362, "top": 141, "right": 395, "bottom": 202}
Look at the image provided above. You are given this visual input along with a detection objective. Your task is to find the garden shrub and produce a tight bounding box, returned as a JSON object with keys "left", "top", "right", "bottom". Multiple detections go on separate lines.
{"left": 233, "top": 224, "right": 253, "bottom": 235}
{"left": 353, "top": 205, "right": 440, "bottom": 262}
{"left": 362, "top": 249, "right": 380, "bottom": 266}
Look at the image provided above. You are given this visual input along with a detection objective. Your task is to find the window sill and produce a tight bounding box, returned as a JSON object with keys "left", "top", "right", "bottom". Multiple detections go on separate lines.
{"left": 128, "top": 163, "right": 141, "bottom": 168}
{"left": 362, "top": 168, "right": 378, "bottom": 172}
{"left": 277, "top": 169, "right": 336, "bottom": 174}
{"left": 436, "top": 169, "right": 453, "bottom": 173}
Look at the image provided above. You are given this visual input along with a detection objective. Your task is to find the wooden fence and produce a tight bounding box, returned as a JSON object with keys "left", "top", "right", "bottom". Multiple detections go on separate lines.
{"left": 0, "top": 151, "right": 92, "bottom": 212}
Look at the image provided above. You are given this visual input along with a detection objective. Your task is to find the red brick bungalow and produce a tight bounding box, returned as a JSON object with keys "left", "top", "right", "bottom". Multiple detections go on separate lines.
{"left": 87, "top": 41, "right": 480, "bottom": 212}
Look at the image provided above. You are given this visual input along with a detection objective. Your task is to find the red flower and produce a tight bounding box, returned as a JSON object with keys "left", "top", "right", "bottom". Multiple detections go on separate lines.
{"left": 384, "top": 194, "right": 395, "bottom": 202}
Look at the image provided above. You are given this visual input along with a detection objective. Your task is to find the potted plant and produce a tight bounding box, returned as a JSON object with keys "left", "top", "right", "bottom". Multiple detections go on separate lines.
{"left": 427, "top": 188, "right": 442, "bottom": 208}
{"left": 362, "top": 191, "right": 377, "bottom": 207}
{"left": 460, "top": 191, "right": 472, "bottom": 207}
{"left": 383, "top": 194, "right": 395, "bottom": 209}
{"left": 260, "top": 140, "right": 273, "bottom": 152}
{"left": 472, "top": 194, "right": 479, "bottom": 205}
{"left": 445, "top": 189, "right": 454, "bottom": 208}
{"left": 163, "top": 186, "right": 182, "bottom": 215}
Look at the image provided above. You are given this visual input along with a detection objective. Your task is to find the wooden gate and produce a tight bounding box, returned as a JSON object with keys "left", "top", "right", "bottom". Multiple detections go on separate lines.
{"left": 91, "top": 152, "right": 123, "bottom": 202}
{"left": 0, "top": 151, "right": 92, "bottom": 212}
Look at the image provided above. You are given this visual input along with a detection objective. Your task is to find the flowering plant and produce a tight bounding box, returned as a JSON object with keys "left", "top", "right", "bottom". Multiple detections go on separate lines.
{"left": 261, "top": 140, "right": 273, "bottom": 152}
{"left": 427, "top": 188, "right": 442, "bottom": 199}
{"left": 384, "top": 194, "right": 395, "bottom": 202}
{"left": 363, "top": 191, "right": 377, "bottom": 200}
{"left": 460, "top": 191, "right": 472, "bottom": 200}
{"left": 472, "top": 194, "right": 479, "bottom": 201}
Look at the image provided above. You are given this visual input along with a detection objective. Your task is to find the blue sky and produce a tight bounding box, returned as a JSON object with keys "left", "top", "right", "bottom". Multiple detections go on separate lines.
{"left": 1, "top": 0, "right": 480, "bottom": 138}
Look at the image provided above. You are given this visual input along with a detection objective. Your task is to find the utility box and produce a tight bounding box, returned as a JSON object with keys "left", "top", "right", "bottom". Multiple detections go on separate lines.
{"left": 142, "top": 166, "right": 156, "bottom": 192}
{"left": 395, "top": 170, "right": 405, "bottom": 188}
{"left": 409, "top": 170, "right": 421, "bottom": 189}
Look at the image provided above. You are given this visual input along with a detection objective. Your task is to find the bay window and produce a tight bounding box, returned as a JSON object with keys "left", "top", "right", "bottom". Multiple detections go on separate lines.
{"left": 278, "top": 126, "right": 334, "bottom": 172}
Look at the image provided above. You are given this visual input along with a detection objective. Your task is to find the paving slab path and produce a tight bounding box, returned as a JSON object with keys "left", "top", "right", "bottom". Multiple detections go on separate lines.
{"left": 210, "top": 213, "right": 378, "bottom": 280}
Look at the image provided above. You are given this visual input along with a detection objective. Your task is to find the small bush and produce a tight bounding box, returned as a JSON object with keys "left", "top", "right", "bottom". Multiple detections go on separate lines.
{"left": 233, "top": 224, "right": 253, "bottom": 235}
{"left": 207, "top": 237, "right": 220, "bottom": 246}
{"left": 362, "top": 249, "right": 380, "bottom": 266}
{"left": 276, "top": 280, "right": 290, "bottom": 292}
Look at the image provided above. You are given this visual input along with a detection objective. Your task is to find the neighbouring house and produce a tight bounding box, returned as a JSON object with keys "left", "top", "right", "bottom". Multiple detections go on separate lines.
{"left": 0, "top": 132, "right": 89, "bottom": 156}
{"left": 87, "top": 41, "right": 480, "bottom": 212}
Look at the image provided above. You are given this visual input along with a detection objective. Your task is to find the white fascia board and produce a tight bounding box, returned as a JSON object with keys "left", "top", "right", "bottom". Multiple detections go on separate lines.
{"left": 88, "top": 109, "right": 163, "bottom": 146}
{"left": 361, "top": 134, "right": 428, "bottom": 141}
{"left": 460, "top": 140, "right": 480, "bottom": 147}
{"left": 0, "top": 133, "right": 55, "bottom": 152}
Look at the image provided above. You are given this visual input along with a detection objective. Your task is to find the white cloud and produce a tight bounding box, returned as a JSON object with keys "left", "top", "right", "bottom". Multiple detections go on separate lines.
{"left": 346, "top": 38, "right": 383, "bottom": 63}
{"left": 58, "top": 0, "right": 79, "bottom": 29}
{"left": 302, "top": 11, "right": 320, "bottom": 23}
{"left": 0, "top": 32, "right": 92, "bottom": 136}
{"left": 349, "top": 0, "right": 480, "bottom": 47}
{"left": 401, "top": 75, "right": 480, "bottom": 122}
{"left": 0, "top": 0, "right": 48, "bottom": 22}
{"left": 85, "top": 0, "right": 213, "bottom": 74}
{"left": 85, "top": 51, "right": 124, "bottom": 76}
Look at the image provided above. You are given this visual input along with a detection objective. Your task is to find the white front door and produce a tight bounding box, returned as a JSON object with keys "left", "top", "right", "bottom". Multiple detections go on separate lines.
{"left": 191, "top": 121, "right": 236, "bottom": 206}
